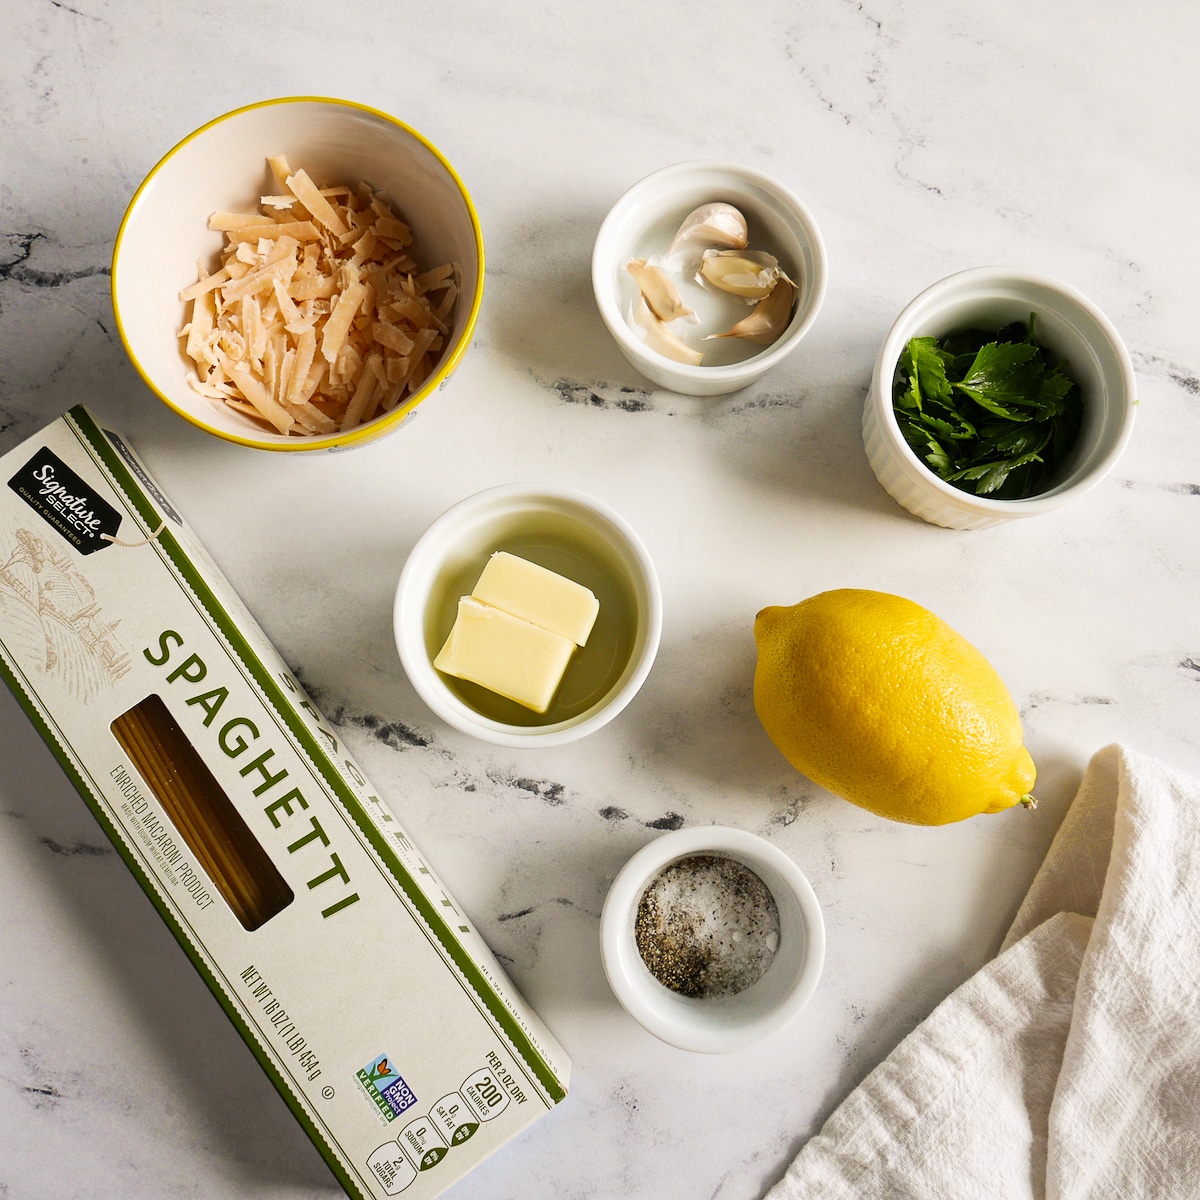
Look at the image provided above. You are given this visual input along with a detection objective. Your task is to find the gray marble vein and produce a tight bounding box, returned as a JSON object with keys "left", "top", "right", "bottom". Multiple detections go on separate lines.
{"left": 3, "top": 1, "right": 1200, "bottom": 1198}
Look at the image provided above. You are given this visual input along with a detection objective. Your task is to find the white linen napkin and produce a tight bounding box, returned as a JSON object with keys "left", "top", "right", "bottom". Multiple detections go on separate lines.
{"left": 765, "top": 744, "right": 1200, "bottom": 1200}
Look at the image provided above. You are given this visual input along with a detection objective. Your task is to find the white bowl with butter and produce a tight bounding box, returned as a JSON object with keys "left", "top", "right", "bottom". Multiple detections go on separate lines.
{"left": 395, "top": 485, "right": 662, "bottom": 747}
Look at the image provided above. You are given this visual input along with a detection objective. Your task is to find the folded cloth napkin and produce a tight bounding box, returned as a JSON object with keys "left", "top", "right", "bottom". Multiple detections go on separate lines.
{"left": 765, "top": 744, "right": 1200, "bottom": 1200}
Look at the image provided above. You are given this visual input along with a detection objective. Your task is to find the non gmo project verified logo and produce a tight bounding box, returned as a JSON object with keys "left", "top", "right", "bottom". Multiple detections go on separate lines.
{"left": 357, "top": 1054, "right": 417, "bottom": 1123}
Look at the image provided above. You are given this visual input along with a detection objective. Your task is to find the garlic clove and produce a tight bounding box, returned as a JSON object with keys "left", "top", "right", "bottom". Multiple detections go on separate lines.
{"left": 698, "top": 250, "right": 781, "bottom": 299}
{"left": 666, "top": 202, "right": 749, "bottom": 266}
{"left": 632, "top": 296, "right": 704, "bottom": 365}
{"left": 705, "top": 279, "right": 796, "bottom": 345}
{"left": 625, "top": 257, "right": 696, "bottom": 323}
{"left": 698, "top": 250, "right": 797, "bottom": 300}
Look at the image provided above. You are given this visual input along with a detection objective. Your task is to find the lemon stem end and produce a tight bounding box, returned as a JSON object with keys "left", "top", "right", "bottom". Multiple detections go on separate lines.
{"left": 1020, "top": 794, "right": 1038, "bottom": 810}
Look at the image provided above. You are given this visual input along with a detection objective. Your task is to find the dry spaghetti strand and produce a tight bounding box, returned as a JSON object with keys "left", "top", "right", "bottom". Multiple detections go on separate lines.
{"left": 111, "top": 696, "right": 293, "bottom": 930}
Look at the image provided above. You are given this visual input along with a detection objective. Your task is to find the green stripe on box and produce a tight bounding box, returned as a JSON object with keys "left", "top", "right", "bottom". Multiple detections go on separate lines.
{"left": 65, "top": 406, "right": 566, "bottom": 1105}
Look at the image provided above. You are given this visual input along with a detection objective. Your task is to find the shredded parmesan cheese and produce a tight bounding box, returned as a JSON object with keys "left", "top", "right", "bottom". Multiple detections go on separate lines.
{"left": 178, "top": 158, "right": 458, "bottom": 437}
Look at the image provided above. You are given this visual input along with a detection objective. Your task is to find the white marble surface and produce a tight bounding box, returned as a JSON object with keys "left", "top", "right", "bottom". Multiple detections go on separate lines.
{"left": 3, "top": 3, "right": 1200, "bottom": 1198}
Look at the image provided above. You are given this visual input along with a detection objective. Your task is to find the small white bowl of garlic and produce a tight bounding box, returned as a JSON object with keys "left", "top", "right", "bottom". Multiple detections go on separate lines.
{"left": 592, "top": 162, "right": 826, "bottom": 396}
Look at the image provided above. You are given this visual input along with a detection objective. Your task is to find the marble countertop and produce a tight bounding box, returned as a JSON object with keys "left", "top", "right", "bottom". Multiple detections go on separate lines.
{"left": 3, "top": 3, "right": 1199, "bottom": 1198}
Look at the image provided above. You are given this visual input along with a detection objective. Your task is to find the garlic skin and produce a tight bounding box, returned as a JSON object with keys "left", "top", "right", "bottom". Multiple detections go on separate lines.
{"left": 625, "top": 257, "right": 696, "bottom": 323}
{"left": 666, "top": 203, "right": 749, "bottom": 268}
{"left": 698, "top": 250, "right": 787, "bottom": 300}
{"left": 631, "top": 296, "right": 704, "bottom": 365}
{"left": 705, "top": 279, "right": 796, "bottom": 345}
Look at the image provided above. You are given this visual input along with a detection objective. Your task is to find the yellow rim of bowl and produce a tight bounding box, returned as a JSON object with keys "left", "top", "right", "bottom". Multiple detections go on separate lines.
{"left": 111, "top": 95, "right": 486, "bottom": 452}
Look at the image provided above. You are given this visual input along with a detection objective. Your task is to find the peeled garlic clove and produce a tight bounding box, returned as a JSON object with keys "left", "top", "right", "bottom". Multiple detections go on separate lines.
{"left": 625, "top": 257, "right": 696, "bottom": 323}
{"left": 632, "top": 296, "right": 704, "bottom": 365}
{"left": 666, "top": 203, "right": 749, "bottom": 263}
{"left": 705, "top": 279, "right": 796, "bottom": 345}
{"left": 698, "top": 250, "right": 781, "bottom": 299}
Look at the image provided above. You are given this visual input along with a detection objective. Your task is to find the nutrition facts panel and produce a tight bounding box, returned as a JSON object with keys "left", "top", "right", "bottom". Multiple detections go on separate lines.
{"left": 367, "top": 1067, "right": 512, "bottom": 1194}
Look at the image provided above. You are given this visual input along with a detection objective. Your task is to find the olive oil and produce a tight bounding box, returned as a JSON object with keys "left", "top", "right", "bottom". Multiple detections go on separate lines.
{"left": 425, "top": 528, "right": 639, "bottom": 727}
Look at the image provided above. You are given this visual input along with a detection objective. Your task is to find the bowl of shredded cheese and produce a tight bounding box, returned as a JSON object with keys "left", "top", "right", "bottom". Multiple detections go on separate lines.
{"left": 112, "top": 96, "right": 484, "bottom": 451}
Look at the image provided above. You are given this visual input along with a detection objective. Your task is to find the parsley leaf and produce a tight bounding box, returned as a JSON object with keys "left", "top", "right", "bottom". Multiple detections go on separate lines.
{"left": 896, "top": 337, "right": 953, "bottom": 411}
{"left": 952, "top": 342, "right": 1041, "bottom": 418}
{"left": 891, "top": 316, "right": 1082, "bottom": 499}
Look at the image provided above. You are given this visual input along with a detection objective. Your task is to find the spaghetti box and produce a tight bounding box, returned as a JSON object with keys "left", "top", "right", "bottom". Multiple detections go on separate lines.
{"left": 0, "top": 406, "right": 570, "bottom": 1198}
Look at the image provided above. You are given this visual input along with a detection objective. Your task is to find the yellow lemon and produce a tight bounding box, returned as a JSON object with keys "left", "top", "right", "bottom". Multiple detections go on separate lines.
{"left": 753, "top": 589, "right": 1035, "bottom": 825}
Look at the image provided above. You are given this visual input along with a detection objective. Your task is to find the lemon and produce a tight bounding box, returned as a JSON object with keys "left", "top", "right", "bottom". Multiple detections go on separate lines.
{"left": 753, "top": 589, "right": 1035, "bottom": 825}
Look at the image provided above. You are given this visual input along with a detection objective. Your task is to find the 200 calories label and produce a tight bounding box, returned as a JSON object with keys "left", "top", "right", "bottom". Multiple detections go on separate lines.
{"left": 366, "top": 1062, "right": 514, "bottom": 1195}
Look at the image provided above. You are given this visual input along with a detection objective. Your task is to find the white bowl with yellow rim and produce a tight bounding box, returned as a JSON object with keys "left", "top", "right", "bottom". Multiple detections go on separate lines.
{"left": 111, "top": 96, "right": 484, "bottom": 452}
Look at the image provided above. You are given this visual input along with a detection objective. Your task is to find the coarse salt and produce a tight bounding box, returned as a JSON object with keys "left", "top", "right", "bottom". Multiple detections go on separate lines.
{"left": 634, "top": 854, "right": 780, "bottom": 998}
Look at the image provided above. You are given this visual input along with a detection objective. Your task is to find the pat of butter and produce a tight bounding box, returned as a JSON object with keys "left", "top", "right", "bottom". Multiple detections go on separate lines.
{"left": 472, "top": 552, "right": 599, "bottom": 646}
{"left": 434, "top": 597, "right": 576, "bottom": 714}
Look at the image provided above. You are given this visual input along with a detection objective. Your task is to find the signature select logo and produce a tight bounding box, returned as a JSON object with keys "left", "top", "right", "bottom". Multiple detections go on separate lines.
{"left": 31, "top": 463, "right": 105, "bottom": 533}
{"left": 7, "top": 446, "right": 123, "bottom": 555}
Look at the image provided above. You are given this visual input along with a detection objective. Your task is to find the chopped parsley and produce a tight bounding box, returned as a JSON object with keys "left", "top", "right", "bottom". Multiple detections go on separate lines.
{"left": 892, "top": 315, "right": 1083, "bottom": 500}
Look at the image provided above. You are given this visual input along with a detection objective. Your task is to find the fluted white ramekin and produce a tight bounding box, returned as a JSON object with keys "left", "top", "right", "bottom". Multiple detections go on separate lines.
{"left": 863, "top": 267, "right": 1136, "bottom": 529}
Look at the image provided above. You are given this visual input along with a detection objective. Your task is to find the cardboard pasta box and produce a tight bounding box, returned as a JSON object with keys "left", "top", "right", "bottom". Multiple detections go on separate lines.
{"left": 0, "top": 406, "right": 569, "bottom": 1199}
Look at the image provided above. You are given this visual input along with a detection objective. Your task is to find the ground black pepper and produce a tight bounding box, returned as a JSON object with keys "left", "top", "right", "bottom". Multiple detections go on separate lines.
{"left": 634, "top": 854, "right": 780, "bottom": 998}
